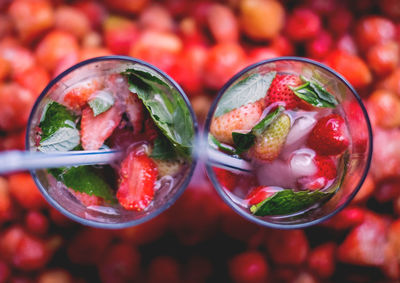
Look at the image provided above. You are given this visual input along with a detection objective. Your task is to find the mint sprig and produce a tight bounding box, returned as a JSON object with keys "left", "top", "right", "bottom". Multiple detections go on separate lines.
{"left": 232, "top": 106, "right": 284, "bottom": 154}
{"left": 209, "top": 134, "right": 237, "bottom": 155}
{"left": 290, "top": 76, "right": 338, "bottom": 108}
{"left": 88, "top": 90, "right": 115, "bottom": 116}
{"left": 250, "top": 189, "right": 333, "bottom": 216}
{"left": 49, "top": 166, "right": 114, "bottom": 202}
{"left": 39, "top": 101, "right": 80, "bottom": 152}
{"left": 215, "top": 72, "right": 276, "bottom": 117}
{"left": 122, "top": 68, "right": 194, "bottom": 159}
{"left": 150, "top": 135, "right": 177, "bottom": 160}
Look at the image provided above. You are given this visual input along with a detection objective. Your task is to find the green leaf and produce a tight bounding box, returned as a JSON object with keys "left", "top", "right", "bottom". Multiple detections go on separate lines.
{"left": 231, "top": 106, "right": 284, "bottom": 154}
{"left": 38, "top": 127, "right": 80, "bottom": 152}
{"left": 39, "top": 101, "right": 80, "bottom": 152}
{"left": 208, "top": 134, "right": 237, "bottom": 155}
{"left": 39, "top": 101, "right": 77, "bottom": 141}
{"left": 50, "top": 166, "right": 114, "bottom": 202}
{"left": 250, "top": 189, "right": 333, "bottom": 216}
{"left": 232, "top": 132, "right": 255, "bottom": 154}
{"left": 150, "top": 135, "right": 176, "bottom": 160}
{"left": 214, "top": 72, "right": 276, "bottom": 117}
{"left": 88, "top": 90, "right": 115, "bottom": 116}
{"left": 290, "top": 77, "right": 338, "bottom": 108}
{"left": 123, "top": 69, "right": 194, "bottom": 159}
{"left": 252, "top": 106, "right": 284, "bottom": 136}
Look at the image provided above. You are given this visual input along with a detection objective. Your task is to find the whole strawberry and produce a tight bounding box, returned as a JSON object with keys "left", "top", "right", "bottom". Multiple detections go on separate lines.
{"left": 117, "top": 148, "right": 158, "bottom": 211}
{"left": 298, "top": 155, "right": 337, "bottom": 190}
{"left": 250, "top": 113, "right": 291, "bottom": 161}
{"left": 266, "top": 74, "right": 303, "bottom": 109}
{"left": 307, "top": 114, "right": 349, "bottom": 156}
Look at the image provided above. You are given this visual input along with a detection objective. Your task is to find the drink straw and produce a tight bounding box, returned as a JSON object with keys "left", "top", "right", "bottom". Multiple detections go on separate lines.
{"left": 206, "top": 148, "right": 253, "bottom": 173}
{"left": 0, "top": 150, "right": 121, "bottom": 174}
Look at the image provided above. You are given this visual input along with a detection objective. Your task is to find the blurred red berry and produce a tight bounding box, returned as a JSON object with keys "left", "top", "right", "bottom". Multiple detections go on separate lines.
{"left": 8, "top": 173, "right": 46, "bottom": 210}
{"left": 322, "top": 207, "right": 366, "bottom": 230}
{"left": 8, "top": 0, "right": 54, "bottom": 43}
{"left": 285, "top": 8, "right": 321, "bottom": 42}
{"left": 229, "top": 251, "right": 269, "bottom": 283}
{"left": 306, "top": 30, "right": 333, "bottom": 59}
{"left": 367, "top": 41, "right": 399, "bottom": 76}
{"left": 98, "top": 243, "right": 141, "bottom": 283}
{"left": 14, "top": 65, "right": 50, "bottom": 96}
{"left": 12, "top": 234, "right": 51, "bottom": 271}
{"left": 336, "top": 34, "right": 358, "bottom": 55}
{"left": 265, "top": 229, "right": 309, "bottom": 265}
{"left": 337, "top": 213, "right": 388, "bottom": 266}
{"left": 374, "top": 178, "right": 400, "bottom": 203}
{"left": 203, "top": 43, "right": 247, "bottom": 90}
{"left": 325, "top": 50, "right": 372, "bottom": 89}
{"left": 0, "top": 39, "right": 35, "bottom": 75}
{"left": 184, "top": 256, "right": 213, "bottom": 283}
{"left": 308, "top": 243, "right": 336, "bottom": 278}
{"left": 74, "top": 1, "right": 107, "bottom": 29}
{"left": 352, "top": 173, "right": 375, "bottom": 203}
{"left": 368, "top": 89, "right": 400, "bottom": 129}
{"left": 207, "top": 4, "right": 239, "bottom": 44}
{"left": 54, "top": 6, "right": 91, "bottom": 39}
{"left": 35, "top": 30, "right": 79, "bottom": 72}
{"left": 327, "top": 7, "right": 353, "bottom": 36}
{"left": 355, "top": 16, "right": 396, "bottom": 51}
{"left": 271, "top": 35, "right": 294, "bottom": 56}
{"left": 247, "top": 47, "right": 281, "bottom": 65}
{"left": 103, "top": 0, "right": 149, "bottom": 14}
{"left": 139, "top": 4, "right": 174, "bottom": 32}
{"left": 25, "top": 211, "right": 49, "bottom": 236}
{"left": 148, "top": 256, "right": 181, "bottom": 283}
{"left": 380, "top": 0, "right": 400, "bottom": 19}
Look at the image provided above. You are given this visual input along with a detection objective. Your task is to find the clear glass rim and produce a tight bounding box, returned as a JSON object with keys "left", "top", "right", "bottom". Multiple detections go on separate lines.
{"left": 25, "top": 55, "right": 198, "bottom": 229}
{"left": 204, "top": 56, "right": 373, "bottom": 229}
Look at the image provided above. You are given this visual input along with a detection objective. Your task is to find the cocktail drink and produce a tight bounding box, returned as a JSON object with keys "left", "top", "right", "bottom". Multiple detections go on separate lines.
{"left": 26, "top": 56, "right": 197, "bottom": 228}
{"left": 205, "top": 57, "right": 372, "bottom": 228}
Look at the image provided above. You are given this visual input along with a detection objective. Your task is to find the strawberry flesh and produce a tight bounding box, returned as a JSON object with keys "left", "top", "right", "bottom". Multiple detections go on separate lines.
{"left": 245, "top": 186, "right": 275, "bottom": 206}
{"left": 117, "top": 150, "right": 158, "bottom": 211}
{"left": 298, "top": 155, "right": 337, "bottom": 190}
{"left": 266, "top": 74, "right": 302, "bottom": 109}
{"left": 68, "top": 189, "right": 103, "bottom": 206}
{"left": 81, "top": 105, "right": 122, "bottom": 150}
{"left": 64, "top": 79, "right": 100, "bottom": 109}
{"left": 307, "top": 114, "right": 349, "bottom": 156}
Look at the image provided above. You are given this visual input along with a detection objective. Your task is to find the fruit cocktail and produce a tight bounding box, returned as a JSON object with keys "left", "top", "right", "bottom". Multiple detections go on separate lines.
{"left": 205, "top": 57, "right": 372, "bottom": 228}
{"left": 26, "top": 56, "right": 197, "bottom": 228}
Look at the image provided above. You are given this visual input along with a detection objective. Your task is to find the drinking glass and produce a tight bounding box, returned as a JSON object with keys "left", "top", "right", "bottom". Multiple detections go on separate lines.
{"left": 204, "top": 57, "right": 373, "bottom": 229}
{"left": 26, "top": 56, "right": 197, "bottom": 228}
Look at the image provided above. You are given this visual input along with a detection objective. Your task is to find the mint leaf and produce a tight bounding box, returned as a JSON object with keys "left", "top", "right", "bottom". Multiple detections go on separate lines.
{"left": 150, "top": 135, "right": 176, "bottom": 160}
{"left": 250, "top": 189, "right": 333, "bottom": 216}
{"left": 291, "top": 77, "right": 338, "bottom": 108}
{"left": 123, "top": 69, "right": 194, "bottom": 159}
{"left": 231, "top": 106, "right": 284, "bottom": 154}
{"left": 39, "top": 101, "right": 80, "bottom": 152}
{"left": 38, "top": 127, "right": 80, "bottom": 152}
{"left": 51, "top": 166, "right": 114, "bottom": 202}
{"left": 232, "top": 132, "right": 255, "bottom": 154}
{"left": 209, "top": 134, "right": 237, "bottom": 155}
{"left": 215, "top": 72, "right": 276, "bottom": 117}
{"left": 39, "top": 101, "right": 77, "bottom": 140}
{"left": 88, "top": 90, "right": 115, "bottom": 116}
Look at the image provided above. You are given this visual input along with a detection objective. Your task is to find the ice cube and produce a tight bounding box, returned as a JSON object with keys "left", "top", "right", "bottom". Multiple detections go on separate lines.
{"left": 256, "top": 159, "right": 296, "bottom": 188}
{"left": 282, "top": 113, "right": 317, "bottom": 158}
{"left": 289, "top": 148, "right": 317, "bottom": 177}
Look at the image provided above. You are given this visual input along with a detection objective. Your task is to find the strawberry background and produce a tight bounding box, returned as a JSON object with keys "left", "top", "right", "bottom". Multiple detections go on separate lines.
{"left": 0, "top": 0, "right": 400, "bottom": 282}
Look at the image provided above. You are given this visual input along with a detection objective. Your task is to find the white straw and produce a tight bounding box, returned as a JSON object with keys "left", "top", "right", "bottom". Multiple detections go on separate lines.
{"left": 0, "top": 150, "right": 122, "bottom": 174}
{"left": 206, "top": 148, "right": 253, "bottom": 173}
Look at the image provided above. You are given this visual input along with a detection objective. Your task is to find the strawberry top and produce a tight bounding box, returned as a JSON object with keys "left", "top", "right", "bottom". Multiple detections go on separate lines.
{"left": 265, "top": 74, "right": 302, "bottom": 109}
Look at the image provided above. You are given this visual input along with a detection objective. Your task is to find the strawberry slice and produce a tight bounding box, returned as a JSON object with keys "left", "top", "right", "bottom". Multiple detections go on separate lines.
{"left": 266, "top": 74, "right": 303, "bottom": 109}
{"left": 298, "top": 155, "right": 337, "bottom": 190}
{"left": 117, "top": 149, "right": 158, "bottom": 211}
{"left": 64, "top": 79, "right": 100, "bottom": 109}
{"left": 81, "top": 105, "right": 122, "bottom": 150}
{"left": 307, "top": 113, "right": 349, "bottom": 156}
{"left": 245, "top": 186, "right": 275, "bottom": 206}
{"left": 68, "top": 189, "right": 103, "bottom": 206}
{"left": 214, "top": 168, "right": 238, "bottom": 191}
